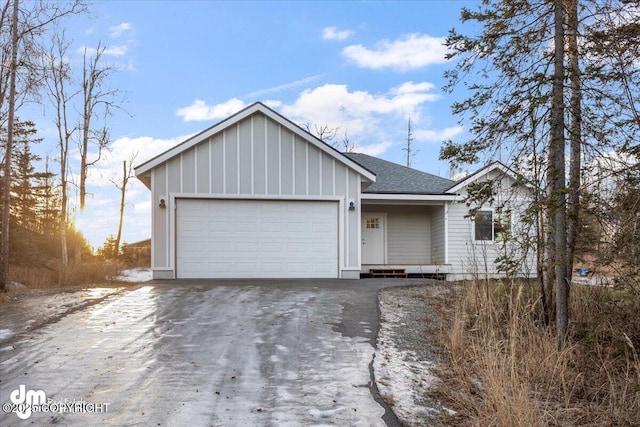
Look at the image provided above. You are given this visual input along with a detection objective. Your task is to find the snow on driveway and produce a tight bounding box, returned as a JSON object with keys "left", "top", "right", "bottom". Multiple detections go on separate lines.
{"left": 0, "top": 282, "right": 386, "bottom": 426}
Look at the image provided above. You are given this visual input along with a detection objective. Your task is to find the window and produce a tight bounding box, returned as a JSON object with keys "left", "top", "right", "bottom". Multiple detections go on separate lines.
{"left": 494, "top": 210, "right": 511, "bottom": 241}
{"left": 475, "top": 211, "right": 493, "bottom": 241}
{"left": 474, "top": 210, "right": 511, "bottom": 241}
{"left": 366, "top": 217, "right": 380, "bottom": 229}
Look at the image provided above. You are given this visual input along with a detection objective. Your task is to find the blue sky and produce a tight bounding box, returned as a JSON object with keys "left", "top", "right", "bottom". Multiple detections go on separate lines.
{"left": 27, "top": 0, "right": 478, "bottom": 249}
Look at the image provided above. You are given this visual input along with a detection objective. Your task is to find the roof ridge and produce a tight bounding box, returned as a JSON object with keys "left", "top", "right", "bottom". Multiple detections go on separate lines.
{"left": 345, "top": 152, "right": 455, "bottom": 182}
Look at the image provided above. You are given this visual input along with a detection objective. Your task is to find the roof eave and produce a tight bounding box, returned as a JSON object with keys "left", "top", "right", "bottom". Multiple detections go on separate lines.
{"left": 445, "top": 161, "right": 514, "bottom": 193}
{"left": 361, "top": 193, "right": 458, "bottom": 202}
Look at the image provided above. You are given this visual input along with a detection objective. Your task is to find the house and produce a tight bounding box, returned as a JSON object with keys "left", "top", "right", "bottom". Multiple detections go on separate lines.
{"left": 135, "top": 102, "right": 536, "bottom": 280}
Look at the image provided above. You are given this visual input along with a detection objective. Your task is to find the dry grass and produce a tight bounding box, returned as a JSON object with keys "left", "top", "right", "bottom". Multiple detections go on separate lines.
{"left": 9, "top": 260, "right": 125, "bottom": 289}
{"left": 433, "top": 279, "right": 640, "bottom": 426}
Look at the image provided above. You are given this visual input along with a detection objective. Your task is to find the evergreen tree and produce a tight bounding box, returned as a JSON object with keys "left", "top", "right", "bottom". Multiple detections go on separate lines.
{"left": 10, "top": 120, "right": 42, "bottom": 230}
{"left": 442, "top": 0, "right": 640, "bottom": 346}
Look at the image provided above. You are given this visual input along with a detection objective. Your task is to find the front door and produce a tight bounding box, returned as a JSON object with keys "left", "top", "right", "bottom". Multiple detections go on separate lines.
{"left": 361, "top": 214, "right": 385, "bottom": 264}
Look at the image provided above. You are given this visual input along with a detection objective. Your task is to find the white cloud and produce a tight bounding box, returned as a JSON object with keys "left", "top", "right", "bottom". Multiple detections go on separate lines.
{"left": 80, "top": 44, "right": 128, "bottom": 57}
{"left": 279, "top": 81, "right": 441, "bottom": 157}
{"left": 353, "top": 141, "right": 393, "bottom": 156}
{"left": 415, "top": 125, "right": 463, "bottom": 143}
{"left": 168, "top": 81, "right": 441, "bottom": 175}
{"left": 176, "top": 98, "right": 246, "bottom": 121}
{"left": 280, "top": 82, "right": 439, "bottom": 135}
{"left": 264, "top": 99, "right": 283, "bottom": 109}
{"left": 343, "top": 33, "right": 448, "bottom": 71}
{"left": 85, "top": 134, "right": 189, "bottom": 188}
{"left": 109, "top": 22, "right": 132, "bottom": 38}
{"left": 245, "top": 75, "right": 324, "bottom": 99}
{"left": 133, "top": 200, "right": 151, "bottom": 214}
{"left": 322, "top": 26, "right": 354, "bottom": 41}
{"left": 104, "top": 45, "right": 129, "bottom": 56}
{"left": 391, "top": 81, "right": 436, "bottom": 95}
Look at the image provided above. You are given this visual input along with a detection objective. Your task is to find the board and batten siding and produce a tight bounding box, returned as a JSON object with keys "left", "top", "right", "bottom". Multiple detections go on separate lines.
{"left": 150, "top": 112, "right": 362, "bottom": 278}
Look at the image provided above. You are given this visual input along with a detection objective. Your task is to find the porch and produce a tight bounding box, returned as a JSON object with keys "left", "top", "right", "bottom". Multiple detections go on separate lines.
{"left": 360, "top": 202, "right": 450, "bottom": 277}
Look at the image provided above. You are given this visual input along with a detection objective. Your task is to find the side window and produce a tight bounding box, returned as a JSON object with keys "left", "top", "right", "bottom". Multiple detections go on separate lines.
{"left": 474, "top": 209, "right": 512, "bottom": 241}
{"left": 474, "top": 211, "right": 493, "bottom": 241}
{"left": 494, "top": 210, "right": 511, "bottom": 241}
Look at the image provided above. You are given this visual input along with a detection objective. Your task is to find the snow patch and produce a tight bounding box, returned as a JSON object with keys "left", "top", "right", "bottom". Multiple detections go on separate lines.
{"left": 111, "top": 268, "right": 152, "bottom": 282}
{"left": 374, "top": 294, "right": 441, "bottom": 425}
{"left": 0, "top": 329, "right": 13, "bottom": 340}
{"left": 309, "top": 407, "right": 347, "bottom": 418}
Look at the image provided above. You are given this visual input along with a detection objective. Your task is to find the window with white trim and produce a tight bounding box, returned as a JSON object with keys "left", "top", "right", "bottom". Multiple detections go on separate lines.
{"left": 475, "top": 211, "right": 493, "bottom": 241}
{"left": 474, "top": 210, "right": 511, "bottom": 241}
{"left": 494, "top": 210, "right": 512, "bottom": 241}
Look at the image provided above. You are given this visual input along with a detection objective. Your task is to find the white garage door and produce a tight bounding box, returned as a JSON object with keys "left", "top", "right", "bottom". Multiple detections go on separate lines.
{"left": 176, "top": 199, "right": 339, "bottom": 278}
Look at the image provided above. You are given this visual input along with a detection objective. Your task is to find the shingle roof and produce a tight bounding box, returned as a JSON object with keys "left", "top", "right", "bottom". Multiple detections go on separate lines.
{"left": 344, "top": 153, "right": 456, "bottom": 194}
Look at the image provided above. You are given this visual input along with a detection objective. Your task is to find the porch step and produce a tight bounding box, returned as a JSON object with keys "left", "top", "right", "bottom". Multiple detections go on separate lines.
{"left": 369, "top": 268, "right": 408, "bottom": 278}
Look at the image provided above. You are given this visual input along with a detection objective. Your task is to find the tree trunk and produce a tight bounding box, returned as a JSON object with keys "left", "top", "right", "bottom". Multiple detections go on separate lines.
{"left": 551, "top": 0, "right": 569, "bottom": 349}
{"left": 114, "top": 160, "right": 126, "bottom": 257}
{"left": 1, "top": 0, "right": 19, "bottom": 290}
{"left": 566, "top": 0, "right": 582, "bottom": 289}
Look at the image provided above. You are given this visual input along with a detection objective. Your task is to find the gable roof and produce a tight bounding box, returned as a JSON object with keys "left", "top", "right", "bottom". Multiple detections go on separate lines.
{"left": 445, "top": 161, "right": 520, "bottom": 193}
{"left": 134, "top": 102, "right": 376, "bottom": 184}
{"left": 345, "top": 153, "right": 456, "bottom": 194}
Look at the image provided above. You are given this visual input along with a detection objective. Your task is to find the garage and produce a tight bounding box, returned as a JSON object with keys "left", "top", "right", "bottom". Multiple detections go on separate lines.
{"left": 135, "top": 103, "right": 375, "bottom": 279}
{"left": 176, "top": 199, "right": 339, "bottom": 278}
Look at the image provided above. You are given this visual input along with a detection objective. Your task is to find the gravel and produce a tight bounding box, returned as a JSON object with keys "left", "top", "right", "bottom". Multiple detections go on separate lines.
{"left": 375, "top": 284, "right": 453, "bottom": 427}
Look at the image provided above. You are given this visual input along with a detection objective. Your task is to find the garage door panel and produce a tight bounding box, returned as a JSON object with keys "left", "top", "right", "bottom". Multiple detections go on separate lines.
{"left": 208, "top": 242, "right": 233, "bottom": 252}
{"left": 261, "top": 222, "right": 283, "bottom": 233}
{"left": 177, "top": 199, "right": 338, "bottom": 278}
{"left": 262, "top": 263, "right": 283, "bottom": 273}
{"left": 313, "top": 242, "right": 334, "bottom": 255}
{"left": 261, "top": 242, "right": 284, "bottom": 253}
{"left": 206, "top": 262, "right": 233, "bottom": 273}
{"left": 286, "top": 222, "right": 310, "bottom": 233}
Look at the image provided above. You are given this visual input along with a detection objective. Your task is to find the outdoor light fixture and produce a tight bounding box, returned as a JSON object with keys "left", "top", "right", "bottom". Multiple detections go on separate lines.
{"left": 159, "top": 197, "right": 167, "bottom": 208}
{"left": 349, "top": 201, "right": 355, "bottom": 211}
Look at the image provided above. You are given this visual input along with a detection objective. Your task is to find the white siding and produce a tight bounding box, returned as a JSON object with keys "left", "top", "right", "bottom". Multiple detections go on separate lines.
{"left": 429, "top": 206, "right": 446, "bottom": 264}
{"left": 446, "top": 172, "right": 537, "bottom": 280}
{"left": 149, "top": 112, "right": 362, "bottom": 278}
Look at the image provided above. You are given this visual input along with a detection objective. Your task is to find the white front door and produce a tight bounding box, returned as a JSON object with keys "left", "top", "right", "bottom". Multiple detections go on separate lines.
{"left": 361, "top": 214, "right": 385, "bottom": 264}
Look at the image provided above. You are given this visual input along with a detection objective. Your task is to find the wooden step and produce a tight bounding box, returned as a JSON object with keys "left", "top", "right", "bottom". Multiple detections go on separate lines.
{"left": 369, "top": 268, "right": 408, "bottom": 278}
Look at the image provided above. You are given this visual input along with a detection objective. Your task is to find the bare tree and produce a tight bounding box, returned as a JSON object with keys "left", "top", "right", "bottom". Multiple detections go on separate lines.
{"left": 79, "top": 42, "right": 120, "bottom": 210}
{"left": 303, "top": 122, "right": 339, "bottom": 144}
{"left": 45, "top": 31, "right": 76, "bottom": 276}
{"left": 403, "top": 116, "right": 416, "bottom": 167}
{"left": 340, "top": 130, "right": 355, "bottom": 153}
{"left": 111, "top": 155, "right": 136, "bottom": 257}
{"left": 0, "top": 0, "right": 85, "bottom": 289}
{"left": 1, "top": 0, "right": 19, "bottom": 290}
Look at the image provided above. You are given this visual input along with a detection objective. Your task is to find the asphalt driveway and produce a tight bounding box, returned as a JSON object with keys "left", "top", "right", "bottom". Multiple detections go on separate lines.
{"left": 0, "top": 279, "right": 417, "bottom": 426}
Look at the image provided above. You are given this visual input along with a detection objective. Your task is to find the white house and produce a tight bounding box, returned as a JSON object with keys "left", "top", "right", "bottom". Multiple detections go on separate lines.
{"left": 135, "top": 102, "right": 536, "bottom": 280}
